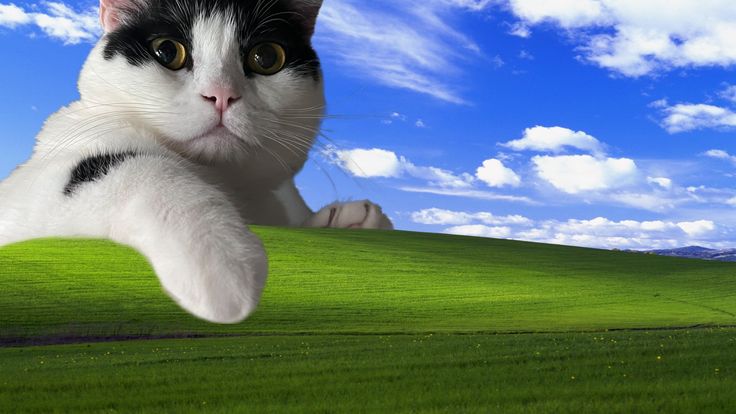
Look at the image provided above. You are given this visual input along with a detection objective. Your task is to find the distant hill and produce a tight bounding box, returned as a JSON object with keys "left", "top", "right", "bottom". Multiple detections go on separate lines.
{"left": 641, "top": 246, "right": 736, "bottom": 262}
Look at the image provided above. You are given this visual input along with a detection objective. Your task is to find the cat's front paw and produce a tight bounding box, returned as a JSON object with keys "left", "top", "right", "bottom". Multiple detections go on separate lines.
{"left": 304, "top": 200, "right": 393, "bottom": 230}
{"left": 151, "top": 230, "right": 268, "bottom": 324}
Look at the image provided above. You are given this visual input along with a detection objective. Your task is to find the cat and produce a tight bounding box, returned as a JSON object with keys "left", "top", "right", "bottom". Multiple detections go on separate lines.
{"left": 0, "top": 0, "right": 392, "bottom": 324}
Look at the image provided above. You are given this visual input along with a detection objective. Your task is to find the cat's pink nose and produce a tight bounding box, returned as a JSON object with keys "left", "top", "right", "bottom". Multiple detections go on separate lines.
{"left": 201, "top": 87, "right": 241, "bottom": 113}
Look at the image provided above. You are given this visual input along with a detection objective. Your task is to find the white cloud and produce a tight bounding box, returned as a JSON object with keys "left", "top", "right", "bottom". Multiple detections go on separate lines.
{"left": 508, "top": 22, "right": 531, "bottom": 38}
{"left": 390, "top": 112, "right": 407, "bottom": 121}
{"left": 445, "top": 225, "right": 512, "bottom": 239}
{"left": 329, "top": 148, "right": 403, "bottom": 178}
{"left": 521, "top": 231, "right": 677, "bottom": 250}
{"left": 399, "top": 186, "right": 535, "bottom": 204}
{"left": 325, "top": 146, "right": 536, "bottom": 202}
{"left": 411, "top": 208, "right": 532, "bottom": 226}
{"left": 608, "top": 192, "right": 680, "bottom": 212}
{"left": 518, "top": 50, "right": 534, "bottom": 60}
{"left": 719, "top": 85, "right": 736, "bottom": 103}
{"left": 533, "top": 155, "right": 638, "bottom": 194}
{"left": 677, "top": 220, "right": 716, "bottom": 237}
{"left": 655, "top": 84, "right": 736, "bottom": 133}
{"left": 415, "top": 119, "right": 426, "bottom": 128}
{"left": 704, "top": 149, "right": 736, "bottom": 164}
{"left": 705, "top": 149, "right": 730, "bottom": 159}
{"left": 0, "top": 3, "right": 30, "bottom": 27}
{"left": 324, "top": 146, "right": 474, "bottom": 188}
{"left": 316, "top": 0, "right": 483, "bottom": 104}
{"left": 660, "top": 103, "right": 736, "bottom": 133}
{"left": 490, "top": 54, "right": 506, "bottom": 68}
{"left": 647, "top": 177, "right": 672, "bottom": 189}
{"left": 0, "top": 2, "right": 100, "bottom": 44}
{"left": 382, "top": 112, "right": 407, "bottom": 125}
{"left": 442, "top": 0, "right": 495, "bottom": 11}
{"left": 403, "top": 164, "right": 475, "bottom": 188}
{"left": 501, "top": 126, "right": 605, "bottom": 155}
{"left": 517, "top": 217, "right": 719, "bottom": 249}
{"left": 411, "top": 209, "right": 723, "bottom": 249}
{"left": 649, "top": 99, "right": 669, "bottom": 109}
{"left": 551, "top": 217, "right": 670, "bottom": 236}
{"left": 508, "top": 0, "right": 605, "bottom": 28}
{"left": 504, "top": 0, "right": 736, "bottom": 76}
{"left": 680, "top": 186, "right": 736, "bottom": 208}
{"left": 475, "top": 159, "right": 521, "bottom": 188}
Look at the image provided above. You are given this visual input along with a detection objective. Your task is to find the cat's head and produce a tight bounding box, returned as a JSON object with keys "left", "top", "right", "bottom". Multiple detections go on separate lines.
{"left": 79, "top": 0, "right": 324, "bottom": 180}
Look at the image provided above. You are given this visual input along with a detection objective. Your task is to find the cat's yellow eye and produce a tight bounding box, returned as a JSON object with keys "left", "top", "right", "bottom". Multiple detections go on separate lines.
{"left": 151, "top": 37, "right": 188, "bottom": 71}
{"left": 246, "top": 43, "right": 286, "bottom": 76}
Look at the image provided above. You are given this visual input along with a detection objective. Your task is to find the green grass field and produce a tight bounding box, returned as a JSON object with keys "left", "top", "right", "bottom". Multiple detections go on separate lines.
{"left": 1, "top": 227, "right": 736, "bottom": 412}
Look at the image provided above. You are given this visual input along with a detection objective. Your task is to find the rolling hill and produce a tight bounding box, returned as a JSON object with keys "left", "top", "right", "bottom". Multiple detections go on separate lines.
{"left": 1, "top": 228, "right": 735, "bottom": 412}
{"left": 1, "top": 227, "right": 735, "bottom": 342}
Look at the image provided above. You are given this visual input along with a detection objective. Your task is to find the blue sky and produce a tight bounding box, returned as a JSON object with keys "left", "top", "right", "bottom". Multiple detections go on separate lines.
{"left": 2, "top": 0, "right": 736, "bottom": 250}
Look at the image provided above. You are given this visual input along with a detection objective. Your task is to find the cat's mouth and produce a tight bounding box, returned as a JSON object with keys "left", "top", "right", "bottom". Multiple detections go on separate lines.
{"left": 166, "top": 124, "right": 244, "bottom": 157}
{"left": 191, "top": 125, "right": 239, "bottom": 143}
{"left": 159, "top": 123, "right": 250, "bottom": 163}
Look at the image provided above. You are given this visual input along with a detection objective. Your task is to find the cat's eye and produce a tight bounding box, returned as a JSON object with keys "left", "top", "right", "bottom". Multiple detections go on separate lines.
{"left": 151, "top": 37, "right": 188, "bottom": 71}
{"left": 245, "top": 43, "right": 287, "bottom": 76}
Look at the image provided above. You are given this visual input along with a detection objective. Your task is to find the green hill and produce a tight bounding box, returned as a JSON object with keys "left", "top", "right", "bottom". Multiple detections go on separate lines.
{"left": 1, "top": 227, "right": 735, "bottom": 341}
{"left": 1, "top": 228, "right": 735, "bottom": 413}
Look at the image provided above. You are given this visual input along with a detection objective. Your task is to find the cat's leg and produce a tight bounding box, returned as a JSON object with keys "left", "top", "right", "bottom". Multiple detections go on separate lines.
{"left": 304, "top": 200, "right": 393, "bottom": 230}
{"left": 0, "top": 153, "right": 267, "bottom": 324}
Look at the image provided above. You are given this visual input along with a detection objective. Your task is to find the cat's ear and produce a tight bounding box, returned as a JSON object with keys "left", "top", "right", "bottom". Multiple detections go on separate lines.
{"left": 290, "top": 0, "right": 323, "bottom": 38}
{"left": 99, "top": 0, "right": 142, "bottom": 33}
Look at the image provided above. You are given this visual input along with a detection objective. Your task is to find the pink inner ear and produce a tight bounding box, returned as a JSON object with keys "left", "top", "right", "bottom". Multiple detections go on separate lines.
{"left": 100, "top": 0, "right": 135, "bottom": 33}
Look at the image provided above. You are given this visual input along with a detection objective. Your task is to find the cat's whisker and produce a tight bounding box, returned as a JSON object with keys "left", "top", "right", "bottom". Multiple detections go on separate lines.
{"left": 87, "top": 67, "right": 169, "bottom": 105}
{"left": 61, "top": 102, "right": 179, "bottom": 117}
{"left": 259, "top": 129, "right": 308, "bottom": 155}
{"left": 252, "top": 139, "right": 292, "bottom": 174}
{"left": 39, "top": 117, "right": 129, "bottom": 162}
{"left": 277, "top": 103, "right": 327, "bottom": 112}
{"left": 49, "top": 109, "right": 171, "bottom": 151}
{"left": 217, "top": 118, "right": 290, "bottom": 166}
{"left": 254, "top": 114, "right": 322, "bottom": 136}
{"left": 27, "top": 120, "right": 151, "bottom": 189}
{"left": 38, "top": 111, "right": 170, "bottom": 166}
{"left": 263, "top": 135, "right": 306, "bottom": 165}
{"left": 258, "top": 123, "right": 317, "bottom": 146}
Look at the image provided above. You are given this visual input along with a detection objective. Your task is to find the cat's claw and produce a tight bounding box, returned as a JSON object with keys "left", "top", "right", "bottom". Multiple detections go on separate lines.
{"left": 304, "top": 200, "right": 393, "bottom": 230}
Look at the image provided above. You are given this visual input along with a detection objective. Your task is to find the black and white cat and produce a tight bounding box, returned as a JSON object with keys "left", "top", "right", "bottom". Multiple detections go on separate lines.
{"left": 0, "top": 0, "right": 392, "bottom": 323}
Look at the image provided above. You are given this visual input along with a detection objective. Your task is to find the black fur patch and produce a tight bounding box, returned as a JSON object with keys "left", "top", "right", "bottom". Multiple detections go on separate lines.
{"left": 63, "top": 152, "right": 138, "bottom": 196}
{"left": 103, "top": 0, "right": 320, "bottom": 79}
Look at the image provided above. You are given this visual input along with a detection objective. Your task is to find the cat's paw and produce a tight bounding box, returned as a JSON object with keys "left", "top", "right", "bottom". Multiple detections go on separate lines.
{"left": 304, "top": 200, "right": 393, "bottom": 230}
{"left": 150, "top": 230, "right": 268, "bottom": 324}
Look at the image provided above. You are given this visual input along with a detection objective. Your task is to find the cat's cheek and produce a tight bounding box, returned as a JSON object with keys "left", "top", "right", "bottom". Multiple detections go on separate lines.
{"left": 251, "top": 69, "right": 321, "bottom": 109}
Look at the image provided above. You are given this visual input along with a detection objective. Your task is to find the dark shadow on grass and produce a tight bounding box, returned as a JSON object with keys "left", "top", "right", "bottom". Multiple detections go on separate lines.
{"left": 4, "top": 323, "right": 736, "bottom": 348}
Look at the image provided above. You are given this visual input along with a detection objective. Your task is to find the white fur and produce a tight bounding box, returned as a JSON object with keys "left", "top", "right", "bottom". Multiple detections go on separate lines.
{"left": 0, "top": 9, "right": 391, "bottom": 323}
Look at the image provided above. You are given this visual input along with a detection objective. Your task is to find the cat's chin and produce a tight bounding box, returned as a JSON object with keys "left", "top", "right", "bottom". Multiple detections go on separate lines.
{"left": 166, "top": 125, "right": 249, "bottom": 163}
